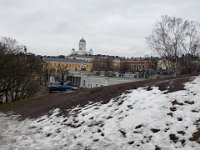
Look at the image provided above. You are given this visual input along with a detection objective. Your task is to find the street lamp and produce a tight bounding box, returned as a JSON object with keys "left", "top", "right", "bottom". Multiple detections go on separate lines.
{"left": 173, "top": 42, "right": 178, "bottom": 76}
{"left": 24, "top": 46, "right": 27, "bottom": 59}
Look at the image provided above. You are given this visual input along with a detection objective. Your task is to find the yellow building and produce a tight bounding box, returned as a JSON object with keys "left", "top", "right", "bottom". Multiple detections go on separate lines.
{"left": 43, "top": 57, "right": 92, "bottom": 72}
{"left": 112, "top": 58, "right": 122, "bottom": 72}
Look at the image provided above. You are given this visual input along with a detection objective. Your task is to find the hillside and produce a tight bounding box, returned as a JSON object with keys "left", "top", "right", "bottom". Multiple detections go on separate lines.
{"left": 0, "top": 76, "right": 200, "bottom": 150}
{"left": 1, "top": 76, "right": 192, "bottom": 119}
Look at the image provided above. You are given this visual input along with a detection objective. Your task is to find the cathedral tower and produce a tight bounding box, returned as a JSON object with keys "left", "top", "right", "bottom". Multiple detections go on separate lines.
{"left": 79, "top": 37, "right": 86, "bottom": 51}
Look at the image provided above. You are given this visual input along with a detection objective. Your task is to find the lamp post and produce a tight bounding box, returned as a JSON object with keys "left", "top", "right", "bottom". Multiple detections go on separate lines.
{"left": 24, "top": 46, "right": 27, "bottom": 60}
{"left": 173, "top": 43, "right": 178, "bottom": 76}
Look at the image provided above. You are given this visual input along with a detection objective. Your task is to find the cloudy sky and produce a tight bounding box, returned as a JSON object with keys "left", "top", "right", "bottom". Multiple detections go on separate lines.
{"left": 0, "top": 0, "right": 199, "bottom": 57}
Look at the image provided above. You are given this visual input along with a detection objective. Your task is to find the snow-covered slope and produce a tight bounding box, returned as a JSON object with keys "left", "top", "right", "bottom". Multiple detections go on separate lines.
{"left": 0, "top": 76, "right": 200, "bottom": 150}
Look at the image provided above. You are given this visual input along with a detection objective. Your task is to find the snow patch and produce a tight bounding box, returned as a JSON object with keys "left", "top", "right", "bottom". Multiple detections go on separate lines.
{"left": 1, "top": 76, "right": 200, "bottom": 149}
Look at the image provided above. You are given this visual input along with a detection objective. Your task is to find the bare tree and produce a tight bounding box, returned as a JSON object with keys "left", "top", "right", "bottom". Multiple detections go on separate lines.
{"left": 118, "top": 60, "right": 129, "bottom": 73}
{"left": 104, "top": 57, "right": 113, "bottom": 71}
{"left": 92, "top": 56, "right": 113, "bottom": 72}
{"left": 56, "top": 63, "right": 69, "bottom": 85}
{"left": 0, "top": 37, "right": 43, "bottom": 103}
{"left": 92, "top": 57, "right": 101, "bottom": 72}
{"left": 147, "top": 15, "right": 200, "bottom": 75}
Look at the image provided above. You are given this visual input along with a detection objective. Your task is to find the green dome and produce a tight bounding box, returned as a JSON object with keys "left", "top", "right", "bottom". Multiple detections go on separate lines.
{"left": 79, "top": 37, "right": 86, "bottom": 43}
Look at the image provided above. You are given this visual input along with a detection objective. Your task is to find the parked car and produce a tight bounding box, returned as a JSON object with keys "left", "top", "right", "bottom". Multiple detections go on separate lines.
{"left": 48, "top": 85, "right": 79, "bottom": 93}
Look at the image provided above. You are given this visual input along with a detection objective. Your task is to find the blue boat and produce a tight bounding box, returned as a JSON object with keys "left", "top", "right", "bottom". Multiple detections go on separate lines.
{"left": 48, "top": 85, "right": 78, "bottom": 93}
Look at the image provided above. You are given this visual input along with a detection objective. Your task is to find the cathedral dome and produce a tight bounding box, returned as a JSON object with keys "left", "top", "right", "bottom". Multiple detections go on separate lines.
{"left": 79, "top": 37, "right": 86, "bottom": 43}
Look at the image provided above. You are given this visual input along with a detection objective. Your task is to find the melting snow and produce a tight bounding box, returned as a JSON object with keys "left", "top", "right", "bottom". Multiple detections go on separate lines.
{"left": 0, "top": 76, "right": 200, "bottom": 150}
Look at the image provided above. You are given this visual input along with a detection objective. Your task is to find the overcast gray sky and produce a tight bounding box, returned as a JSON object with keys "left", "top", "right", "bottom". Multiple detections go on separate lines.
{"left": 0, "top": 0, "right": 199, "bottom": 57}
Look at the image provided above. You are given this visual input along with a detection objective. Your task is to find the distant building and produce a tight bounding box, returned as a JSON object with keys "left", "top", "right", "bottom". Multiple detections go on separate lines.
{"left": 126, "top": 58, "right": 156, "bottom": 72}
{"left": 111, "top": 58, "right": 122, "bottom": 72}
{"left": 157, "top": 58, "right": 173, "bottom": 71}
{"left": 71, "top": 37, "right": 93, "bottom": 56}
{"left": 80, "top": 74, "right": 144, "bottom": 88}
{"left": 43, "top": 57, "right": 92, "bottom": 72}
{"left": 66, "top": 55, "right": 94, "bottom": 63}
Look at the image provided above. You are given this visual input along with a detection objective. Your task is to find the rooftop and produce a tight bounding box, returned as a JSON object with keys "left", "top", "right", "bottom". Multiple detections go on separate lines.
{"left": 43, "top": 57, "right": 90, "bottom": 63}
{"left": 79, "top": 37, "right": 86, "bottom": 43}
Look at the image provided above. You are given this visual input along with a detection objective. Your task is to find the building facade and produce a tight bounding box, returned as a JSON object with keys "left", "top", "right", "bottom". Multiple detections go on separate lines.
{"left": 80, "top": 74, "right": 144, "bottom": 88}
{"left": 43, "top": 57, "right": 92, "bottom": 72}
{"left": 66, "top": 55, "right": 94, "bottom": 63}
{"left": 126, "top": 59, "right": 156, "bottom": 72}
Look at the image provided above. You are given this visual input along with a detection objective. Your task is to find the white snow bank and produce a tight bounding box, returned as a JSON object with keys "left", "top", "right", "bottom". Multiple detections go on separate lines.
{"left": 0, "top": 76, "right": 200, "bottom": 150}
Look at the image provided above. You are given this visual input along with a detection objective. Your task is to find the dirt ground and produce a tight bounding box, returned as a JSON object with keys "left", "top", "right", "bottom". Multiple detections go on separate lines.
{"left": 0, "top": 75, "right": 192, "bottom": 120}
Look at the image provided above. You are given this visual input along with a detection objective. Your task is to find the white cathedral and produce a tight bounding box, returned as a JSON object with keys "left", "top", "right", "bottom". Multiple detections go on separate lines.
{"left": 71, "top": 38, "right": 93, "bottom": 55}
